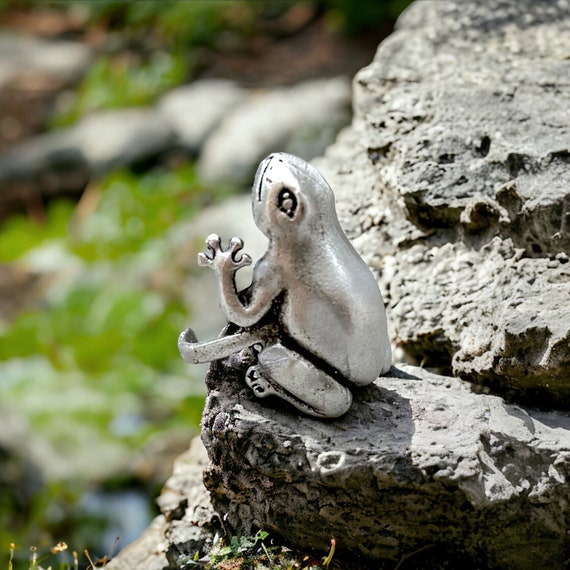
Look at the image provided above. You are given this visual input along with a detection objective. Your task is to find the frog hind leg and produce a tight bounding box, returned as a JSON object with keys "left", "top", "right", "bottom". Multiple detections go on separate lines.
{"left": 245, "top": 343, "right": 352, "bottom": 418}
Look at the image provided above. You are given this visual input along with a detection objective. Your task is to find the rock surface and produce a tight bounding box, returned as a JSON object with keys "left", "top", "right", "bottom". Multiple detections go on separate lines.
{"left": 109, "top": 364, "right": 570, "bottom": 570}
{"left": 108, "top": 2, "right": 570, "bottom": 569}
{"left": 0, "top": 32, "right": 91, "bottom": 87}
{"left": 107, "top": 437, "right": 218, "bottom": 570}
{"left": 0, "top": 31, "right": 92, "bottom": 154}
{"left": 315, "top": 0, "right": 570, "bottom": 408}
{"left": 157, "top": 79, "right": 247, "bottom": 154}
{"left": 201, "top": 361, "right": 570, "bottom": 569}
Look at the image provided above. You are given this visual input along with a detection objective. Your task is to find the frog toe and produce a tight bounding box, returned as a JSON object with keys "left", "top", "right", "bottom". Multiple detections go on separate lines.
{"left": 246, "top": 366, "right": 274, "bottom": 398}
{"left": 229, "top": 237, "right": 252, "bottom": 268}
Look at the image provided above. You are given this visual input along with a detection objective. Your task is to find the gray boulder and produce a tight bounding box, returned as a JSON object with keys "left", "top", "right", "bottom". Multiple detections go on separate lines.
{"left": 198, "top": 77, "right": 351, "bottom": 185}
{"left": 73, "top": 108, "right": 176, "bottom": 173}
{"left": 107, "top": 363, "right": 570, "bottom": 570}
{"left": 315, "top": 0, "right": 570, "bottom": 407}
{"left": 0, "top": 76, "right": 350, "bottom": 211}
{"left": 0, "top": 32, "right": 91, "bottom": 88}
{"left": 157, "top": 79, "right": 247, "bottom": 153}
{"left": 0, "top": 108, "right": 175, "bottom": 204}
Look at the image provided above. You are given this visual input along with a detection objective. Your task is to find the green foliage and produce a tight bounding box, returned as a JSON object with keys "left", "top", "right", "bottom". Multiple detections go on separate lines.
{"left": 71, "top": 164, "right": 211, "bottom": 260}
{"left": 0, "top": 163, "right": 232, "bottom": 553}
{"left": 117, "top": 1, "right": 255, "bottom": 49}
{"left": 44, "top": 0, "right": 266, "bottom": 128}
{"left": 0, "top": 285, "right": 186, "bottom": 373}
{"left": 183, "top": 530, "right": 329, "bottom": 569}
{"left": 322, "top": 0, "right": 414, "bottom": 34}
{"left": 51, "top": 51, "right": 187, "bottom": 127}
{"left": 209, "top": 530, "right": 270, "bottom": 562}
{"left": 0, "top": 201, "right": 74, "bottom": 263}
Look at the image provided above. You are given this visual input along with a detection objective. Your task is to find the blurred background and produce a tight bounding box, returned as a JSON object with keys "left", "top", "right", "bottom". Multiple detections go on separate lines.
{"left": 0, "top": 0, "right": 411, "bottom": 566}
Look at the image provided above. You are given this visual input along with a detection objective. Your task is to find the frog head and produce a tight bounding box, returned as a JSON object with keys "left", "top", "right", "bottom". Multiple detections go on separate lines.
{"left": 252, "top": 153, "right": 338, "bottom": 240}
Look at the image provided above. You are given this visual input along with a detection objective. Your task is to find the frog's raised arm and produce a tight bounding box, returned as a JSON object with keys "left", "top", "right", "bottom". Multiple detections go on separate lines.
{"left": 198, "top": 234, "right": 283, "bottom": 328}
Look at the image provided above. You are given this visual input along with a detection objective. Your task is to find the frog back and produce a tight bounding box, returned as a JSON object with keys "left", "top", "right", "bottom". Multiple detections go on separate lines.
{"left": 281, "top": 229, "right": 391, "bottom": 386}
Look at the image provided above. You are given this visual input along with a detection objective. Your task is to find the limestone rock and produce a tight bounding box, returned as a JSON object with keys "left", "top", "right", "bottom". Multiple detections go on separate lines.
{"left": 73, "top": 108, "right": 176, "bottom": 174}
{"left": 105, "top": 515, "right": 170, "bottom": 570}
{"left": 201, "top": 360, "right": 570, "bottom": 569}
{"left": 107, "top": 361, "right": 570, "bottom": 570}
{"left": 198, "top": 77, "right": 351, "bottom": 185}
{"left": 388, "top": 238, "right": 570, "bottom": 407}
{"left": 315, "top": 0, "right": 570, "bottom": 407}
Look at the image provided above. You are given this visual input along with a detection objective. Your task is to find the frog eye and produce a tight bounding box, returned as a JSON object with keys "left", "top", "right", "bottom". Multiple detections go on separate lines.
{"left": 277, "top": 187, "right": 298, "bottom": 219}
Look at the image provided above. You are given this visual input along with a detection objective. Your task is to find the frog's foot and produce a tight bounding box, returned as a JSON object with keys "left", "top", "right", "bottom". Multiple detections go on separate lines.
{"left": 245, "top": 344, "right": 352, "bottom": 418}
{"left": 198, "top": 234, "right": 252, "bottom": 273}
{"left": 245, "top": 367, "right": 274, "bottom": 398}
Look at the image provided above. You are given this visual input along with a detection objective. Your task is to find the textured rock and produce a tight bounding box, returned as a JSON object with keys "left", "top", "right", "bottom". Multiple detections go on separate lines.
{"left": 103, "top": 3, "right": 570, "bottom": 568}
{"left": 106, "top": 515, "right": 170, "bottom": 570}
{"left": 107, "top": 437, "right": 218, "bottom": 570}
{"left": 315, "top": 0, "right": 570, "bottom": 407}
{"left": 389, "top": 238, "right": 570, "bottom": 405}
{"left": 157, "top": 79, "right": 247, "bottom": 153}
{"left": 198, "top": 77, "right": 351, "bottom": 184}
{"left": 201, "top": 361, "right": 570, "bottom": 569}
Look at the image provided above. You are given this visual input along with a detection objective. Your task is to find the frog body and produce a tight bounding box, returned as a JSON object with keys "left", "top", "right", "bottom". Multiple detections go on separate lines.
{"left": 179, "top": 153, "right": 391, "bottom": 418}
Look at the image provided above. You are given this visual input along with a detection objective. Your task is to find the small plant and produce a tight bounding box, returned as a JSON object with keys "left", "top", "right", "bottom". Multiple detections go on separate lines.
{"left": 83, "top": 535, "right": 119, "bottom": 569}
{"left": 184, "top": 531, "right": 336, "bottom": 570}
{"left": 321, "top": 538, "right": 336, "bottom": 568}
{"left": 6, "top": 538, "right": 127, "bottom": 570}
{"left": 7, "top": 542, "right": 77, "bottom": 570}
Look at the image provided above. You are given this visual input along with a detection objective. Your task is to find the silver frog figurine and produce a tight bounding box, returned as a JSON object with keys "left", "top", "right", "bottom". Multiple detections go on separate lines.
{"left": 178, "top": 153, "right": 391, "bottom": 418}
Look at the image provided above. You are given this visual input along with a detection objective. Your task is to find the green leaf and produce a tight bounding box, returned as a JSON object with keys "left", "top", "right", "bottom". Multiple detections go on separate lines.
{"left": 0, "top": 201, "right": 74, "bottom": 262}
